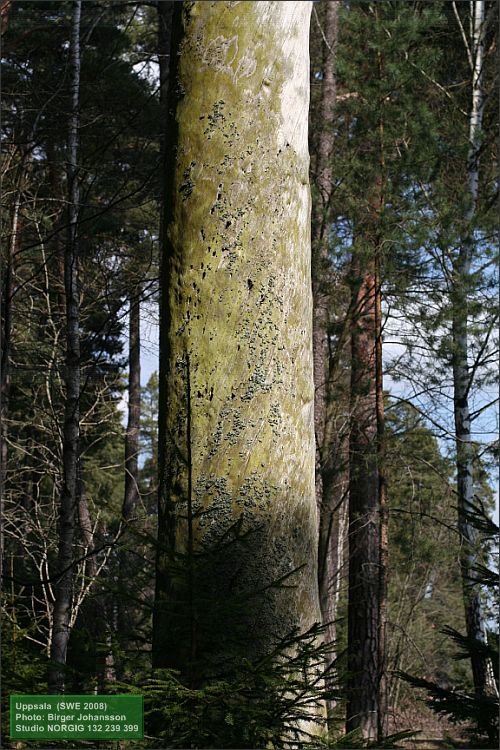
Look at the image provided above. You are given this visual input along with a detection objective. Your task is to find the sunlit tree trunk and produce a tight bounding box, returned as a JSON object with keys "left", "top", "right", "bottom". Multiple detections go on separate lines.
{"left": 153, "top": 0, "right": 320, "bottom": 690}
{"left": 48, "top": 0, "right": 82, "bottom": 694}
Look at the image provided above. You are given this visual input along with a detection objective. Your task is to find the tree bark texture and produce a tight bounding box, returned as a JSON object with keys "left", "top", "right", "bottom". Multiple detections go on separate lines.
{"left": 452, "top": 0, "right": 490, "bottom": 697}
{"left": 347, "top": 251, "right": 379, "bottom": 740}
{"left": 153, "top": 0, "right": 320, "bottom": 684}
{"left": 48, "top": 0, "right": 82, "bottom": 694}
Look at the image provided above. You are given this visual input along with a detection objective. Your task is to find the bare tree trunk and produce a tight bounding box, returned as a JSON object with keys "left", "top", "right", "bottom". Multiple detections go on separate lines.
{"left": 153, "top": 0, "right": 320, "bottom": 710}
{"left": 122, "top": 289, "right": 141, "bottom": 521}
{"left": 451, "top": 0, "right": 491, "bottom": 698}
{"left": 48, "top": 0, "right": 82, "bottom": 694}
{"left": 346, "top": 250, "right": 379, "bottom": 740}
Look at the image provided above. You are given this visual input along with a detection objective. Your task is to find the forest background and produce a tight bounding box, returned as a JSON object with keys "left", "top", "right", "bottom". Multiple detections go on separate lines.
{"left": 0, "top": 1, "right": 498, "bottom": 749}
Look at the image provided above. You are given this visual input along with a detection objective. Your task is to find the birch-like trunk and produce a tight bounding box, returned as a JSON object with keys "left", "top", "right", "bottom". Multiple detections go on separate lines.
{"left": 153, "top": 0, "right": 320, "bottom": 685}
{"left": 452, "top": 0, "right": 490, "bottom": 697}
{"left": 48, "top": 0, "right": 81, "bottom": 694}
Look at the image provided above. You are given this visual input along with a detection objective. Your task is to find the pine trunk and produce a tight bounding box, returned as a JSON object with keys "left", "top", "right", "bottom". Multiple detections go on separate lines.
{"left": 153, "top": 0, "right": 320, "bottom": 687}
{"left": 347, "top": 252, "right": 379, "bottom": 740}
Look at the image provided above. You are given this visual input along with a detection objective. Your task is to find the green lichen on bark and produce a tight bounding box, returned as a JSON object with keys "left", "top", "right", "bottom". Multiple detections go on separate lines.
{"left": 157, "top": 0, "right": 318, "bottom": 673}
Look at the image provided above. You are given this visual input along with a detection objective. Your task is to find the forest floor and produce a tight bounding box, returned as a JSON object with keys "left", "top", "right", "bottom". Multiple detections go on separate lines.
{"left": 390, "top": 703, "right": 474, "bottom": 749}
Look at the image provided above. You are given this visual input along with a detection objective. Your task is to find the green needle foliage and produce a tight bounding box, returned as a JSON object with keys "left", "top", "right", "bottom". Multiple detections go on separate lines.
{"left": 125, "top": 624, "right": 334, "bottom": 749}
{"left": 399, "top": 503, "right": 499, "bottom": 747}
{"left": 119, "top": 632, "right": 416, "bottom": 749}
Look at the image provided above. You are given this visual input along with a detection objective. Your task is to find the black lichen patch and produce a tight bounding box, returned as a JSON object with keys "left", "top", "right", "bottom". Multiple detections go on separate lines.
{"left": 179, "top": 160, "right": 197, "bottom": 201}
{"left": 204, "top": 99, "right": 226, "bottom": 137}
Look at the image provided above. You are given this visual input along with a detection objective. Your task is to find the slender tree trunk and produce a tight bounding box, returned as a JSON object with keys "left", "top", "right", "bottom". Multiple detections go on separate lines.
{"left": 374, "top": 29, "right": 389, "bottom": 736}
{"left": 346, "top": 248, "right": 379, "bottom": 740}
{"left": 46, "top": 141, "right": 67, "bottom": 321}
{"left": 122, "top": 289, "right": 141, "bottom": 521}
{"left": 157, "top": 0, "right": 174, "bottom": 238}
{"left": 0, "top": 185, "right": 22, "bottom": 577}
{"left": 153, "top": 0, "right": 320, "bottom": 698}
{"left": 452, "top": 0, "right": 490, "bottom": 698}
{"left": 77, "top": 468, "right": 97, "bottom": 581}
{"left": 115, "top": 286, "right": 141, "bottom": 676}
{"left": 48, "top": 0, "right": 82, "bottom": 694}
{"left": 312, "top": 0, "right": 338, "bottom": 508}
{"left": 310, "top": 7, "right": 343, "bottom": 714}
{"left": 375, "top": 243, "right": 388, "bottom": 738}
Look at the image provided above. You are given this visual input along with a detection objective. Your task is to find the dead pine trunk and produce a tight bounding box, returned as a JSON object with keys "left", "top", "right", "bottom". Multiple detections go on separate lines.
{"left": 346, "top": 247, "right": 379, "bottom": 740}
{"left": 48, "top": 0, "right": 82, "bottom": 694}
{"left": 153, "top": 0, "right": 321, "bottom": 717}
